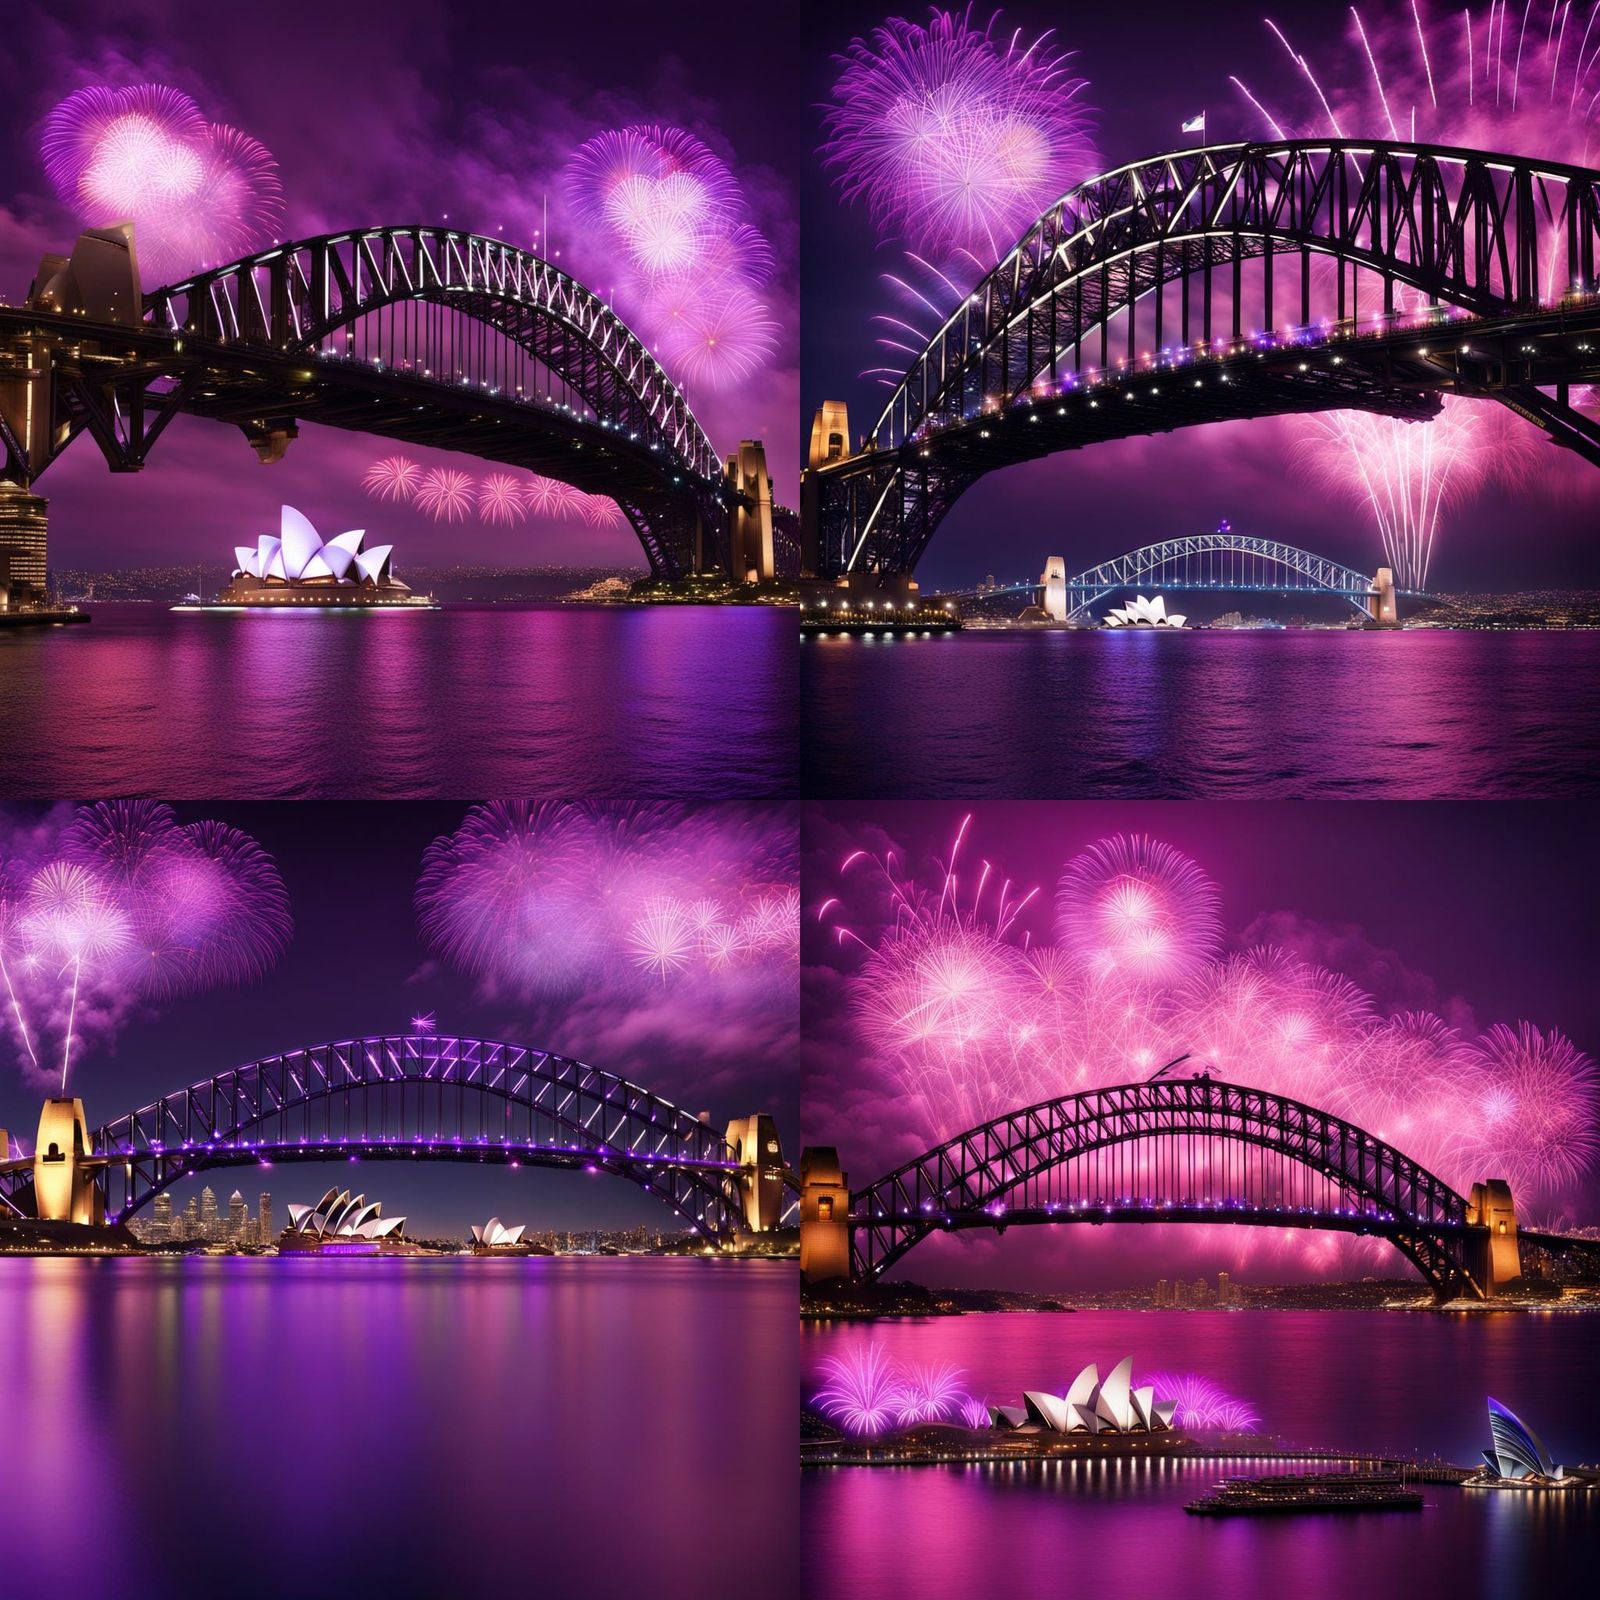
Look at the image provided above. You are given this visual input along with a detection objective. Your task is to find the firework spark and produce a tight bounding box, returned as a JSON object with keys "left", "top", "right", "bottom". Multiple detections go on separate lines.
{"left": 415, "top": 468, "right": 477, "bottom": 523}
{"left": 477, "top": 474, "right": 530, "bottom": 526}
{"left": 1141, "top": 1371, "right": 1260, "bottom": 1432}
{"left": 41, "top": 83, "right": 282, "bottom": 281}
{"left": 813, "top": 1345, "right": 904, "bottom": 1435}
{"left": 363, "top": 456, "right": 423, "bottom": 503}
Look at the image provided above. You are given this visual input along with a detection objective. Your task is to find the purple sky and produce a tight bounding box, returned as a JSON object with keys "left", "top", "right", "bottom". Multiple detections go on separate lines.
{"left": 802, "top": 801, "right": 1600, "bottom": 1289}
{"left": 0, "top": 802, "right": 799, "bottom": 1238}
{"left": 0, "top": 0, "right": 799, "bottom": 570}
{"left": 803, "top": 0, "right": 1600, "bottom": 592}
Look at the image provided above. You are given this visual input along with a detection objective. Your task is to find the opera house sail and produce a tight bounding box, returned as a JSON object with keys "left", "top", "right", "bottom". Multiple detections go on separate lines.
{"left": 994, "top": 1360, "right": 1180, "bottom": 1434}
{"left": 209, "top": 506, "right": 434, "bottom": 608}
{"left": 280, "top": 1188, "right": 413, "bottom": 1253}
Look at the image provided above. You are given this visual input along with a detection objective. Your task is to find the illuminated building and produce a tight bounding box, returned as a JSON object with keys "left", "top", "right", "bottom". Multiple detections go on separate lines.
{"left": 470, "top": 1217, "right": 534, "bottom": 1254}
{"left": 218, "top": 506, "right": 431, "bottom": 607}
{"left": 996, "top": 1360, "right": 1179, "bottom": 1434}
{"left": 0, "top": 483, "right": 49, "bottom": 594}
{"left": 258, "top": 1193, "right": 273, "bottom": 1244}
{"left": 282, "top": 1188, "right": 407, "bottom": 1251}
{"left": 1103, "top": 593, "right": 1186, "bottom": 628}
{"left": 227, "top": 1190, "right": 247, "bottom": 1240}
{"left": 200, "top": 1186, "right": 218, "bottom": 1234}
{"left": 1479, "top": 1398, "right": 1565, "bottom": 1482}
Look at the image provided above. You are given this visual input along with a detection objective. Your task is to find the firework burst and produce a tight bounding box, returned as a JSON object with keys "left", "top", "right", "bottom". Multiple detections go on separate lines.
{"left": 1141, "top": 1371, "right": 1260, "bottom": 1432}
{"left": 820, "top": 7, "right": 1099, "bottom": 259}
{"left": 813, "top": 1345, "right": 904, "bottom": 1435}
{"left": 41, "top": 83, "right": 282, "bottom": 281}
{"left": 363, "top": 456, "right": 423, "bottom": 503}
{"left": 415, "top": 468, "right": 476, "bottom": 523}
{"left": 477, "top": 474, "right": 530, "bottom": 526}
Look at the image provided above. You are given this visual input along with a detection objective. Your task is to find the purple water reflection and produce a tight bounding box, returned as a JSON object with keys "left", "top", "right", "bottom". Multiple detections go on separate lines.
{"left": 0, "top": 1256, "right": 796, "bottom": 1598}
{"left": 0, "top": 603, "right": 796, "bottom": 798}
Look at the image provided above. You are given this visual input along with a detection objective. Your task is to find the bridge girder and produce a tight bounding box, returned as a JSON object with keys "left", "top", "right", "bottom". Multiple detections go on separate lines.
{"left": 806, "top": 139, "right": 1600, "bottom": 577}
{"left": 841, "top": 1076, "right": 1490, "bottom": 1297}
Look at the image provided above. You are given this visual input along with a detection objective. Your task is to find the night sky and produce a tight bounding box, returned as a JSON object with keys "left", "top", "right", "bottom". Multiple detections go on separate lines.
{"left": 0, "top": 802, "right": 799, "bottom": 1239}
{"left": 0, "top": 0, "right": 800, "bottom": 568}
{"left": 802, "top": 0, "right": 1600, "bottom": 592}
{"left": 802, "top": 800, "right": 1600, "bottom": 1288}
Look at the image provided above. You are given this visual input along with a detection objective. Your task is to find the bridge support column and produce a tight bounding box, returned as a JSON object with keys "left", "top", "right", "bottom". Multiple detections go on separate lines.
{"left": 1367, "top": 566, "right": 1399, "bottom": 626}
{"left": 33, "top": 1098, "right": 102, "bottom": 1224}
{"left": 1041, "top": 556, "right": 1067, "bottom": 621}
{"left": 725, "top": 440, "right": 775, "bottom": 582}
{"left": 799, "top": 1147, "right": 852, "bottom": 1284}
{"left": 725, "top": 1114, "right": 787, "bottom": 1233}
{"left": 1464, "top": 1180, "right": 1521, "bottom": 1297}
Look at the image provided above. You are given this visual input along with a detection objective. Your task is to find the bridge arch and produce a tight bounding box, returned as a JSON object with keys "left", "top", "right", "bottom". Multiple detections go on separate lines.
{"left": 846, "top": 1075, "right": 1481, "bottom": 1295}
{"left": 78, "top": 1033, "right": 754, "bottom": 1241}
{"left": 805, "top": 140, "right": 1600, "bottom": 576}
{"left": 1058, "top": 532, "right": 1385, "bottom": 620}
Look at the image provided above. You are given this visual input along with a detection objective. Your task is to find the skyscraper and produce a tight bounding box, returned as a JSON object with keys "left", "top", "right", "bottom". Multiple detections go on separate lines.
{"left": 0, "top": 483, "right": 48, "bottom": 591}
{"left": 258, "top": 1192, "right": 273, "bottom": 1244}
{"left": 227, "top": 1190, "right": 247, "bottom": 1241}
{"left": 181, "top": 1196, "right": 199, "bottom": 1238}
{"left": 151, "top": 1192, "right": 173, "bottom": 1242}
{"left": 1217, "top": 1271, "right": 1233, "bottom": 1307}
{"left": 200, "top": 1186, "right": 218, "bottom": 1238}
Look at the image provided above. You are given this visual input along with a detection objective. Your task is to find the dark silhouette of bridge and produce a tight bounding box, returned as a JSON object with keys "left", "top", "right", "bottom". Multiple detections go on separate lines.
{"left": 0, "top": 224, "right": 778, "bottom": 581}
{"left": 801, "top": 139, "right": 1600, "bottom": 579}
{"left": 953, "top": 528, "right": 1410, "bottom": 622}
{"left": 798, "top": 1073, "right": 1600, "bottom": 1299}
{"left": 0, "top": 1033, "right": 795, "bottom": 1242}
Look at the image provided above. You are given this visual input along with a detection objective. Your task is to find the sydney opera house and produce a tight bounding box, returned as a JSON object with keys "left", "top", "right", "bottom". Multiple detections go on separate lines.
{"left": 280, "top": 1189, "right": 412, "bottom": 1252}
{"left": 215, "top": 506, "right": 432, "bottom": 607}
{"left": 1472, "top": 1398, "right": 1571, "bottom": 1486}
{"left": 470, "top": 1217, "right": 547, "bottom": 1254}
{"left": 1103, "top": 594, "right": 1186, "bottom": 628}
{"left": 990, "top": 1359, "right": 1179, "bottom": 1434}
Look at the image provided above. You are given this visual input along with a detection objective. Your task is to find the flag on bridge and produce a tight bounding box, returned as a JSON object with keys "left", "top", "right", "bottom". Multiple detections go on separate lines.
{"left": 1182, "top": 113, "right": 1206, "bottom": 135}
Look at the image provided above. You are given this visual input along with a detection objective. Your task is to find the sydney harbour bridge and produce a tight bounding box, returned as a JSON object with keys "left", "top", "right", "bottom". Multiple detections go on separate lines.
{"left": 0, "top": 1032, "right": 798, "bottom": 1243}
{"left": 798, "top": 1070, "right": 1600, "bottom": 1300}
{"left": 953, "top": 527, "right": 1410, "bottom": 624}
{"left": 0, "top": 223, "right": 782, "bottom": 582}
{"left": 800, "top": 139, "right": 1600, "bottom": 580}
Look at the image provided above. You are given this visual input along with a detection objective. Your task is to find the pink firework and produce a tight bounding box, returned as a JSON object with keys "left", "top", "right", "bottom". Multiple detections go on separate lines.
{"left": 1457, "top": 1023, "right": 1600, "bottom": 1199}
{"left": 1142, "top": 1371, "right": 1260, "bottom": 1432}
{"left": 657, "top": 281, "right": 780, "bottom": 391}
{"left": 415, "top": 468, "right": 476, "bottom": 522}
{"left": 628, "top": 897, "right": 696, "bottom": 981}
{"left": 41, "top": 83, "right": 282, "bottom": 281}
{"left": 891, "top": 1361, "right": 967, "bottom": 1425}
{"left": 477, "top": 474, "right": 529, "bottom": 526}
{"left": 1229, "top": 2, "right": 1599, "bottom": 587}
{"left": 1056, "top": 834, "right": 1223, "bottom": 987}
{"left": 363, "top": 456, "right": 422, "bottom": 503}
{"left": 958, "top": 1393, "right": 993, "bottom": 1429}
{"left": 576, "top": 494, "right": 624, "bottom": 529}
{"left": 522, "top": 476, "right": 586, "bottom": 519}
{"left": 820, "top": 8, "right": 1100, "bottom": 259}
{"left": 812, "top": 1345, "right": 905, "bottom": 1435}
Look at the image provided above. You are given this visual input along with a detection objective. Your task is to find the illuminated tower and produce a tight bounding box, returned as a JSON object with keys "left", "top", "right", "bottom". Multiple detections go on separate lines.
{"left": 799, "top": 1147, "right": 852, "bottom": 1284}
{"left": 200, "top": 1186, "right": 218, "bottom": 1237}
{"left": 724, "top": 1114, "right": 787, "bottom": 1233}
{"left": 1041, "top": 556, "right": 1067, "bottom": 621}
{"left": 1368, "top": 567, "right": 1399, "bottom": 625}
{"left": 152, "top": 1193, "right": 174, "bottom": 1242}
{"left": 258, "top": 1192, "right": 273, "bottom": 1243}
{"left": 725, "top": 440, "right": 775, "bottom": 582}
{"left": 227, "top": 1190, "right": 247, "bottom": 1241}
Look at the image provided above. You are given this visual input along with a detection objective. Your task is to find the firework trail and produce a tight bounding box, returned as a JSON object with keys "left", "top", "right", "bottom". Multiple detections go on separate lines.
{"left": 813, "top": 1345, "right": 905, "bottom": 1435}
{"left": 523, "top": 477, "right": 587, "bottom": 518}
{"left": 0, "top": 805, "right": 291, "bottom": 1090}
{"left": 820, "top": 7, "right": 1099, "bottom": 260}
{"left": 892, "top": 1360, "right": 968, "bottom": 1425}
{"left": 415, "top": 468, "right": 477, "bottom": 523}
{"left": 563, "top": 124, "right": 778, "bottom": 391}
{"left": 41, "top": 83, "right": 282, "bottom": 282}
{"left": 416, "top": 802, "right": 798, "bottom": 1001}
{"left": 363, "top": 456, "right": 423, "bottom": 503}
{"left": 1229, "top": 2, "right": 1599, "bottom": 586}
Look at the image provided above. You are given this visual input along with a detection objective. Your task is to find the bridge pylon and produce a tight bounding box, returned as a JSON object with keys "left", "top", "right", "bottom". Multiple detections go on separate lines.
{"left": 32, "top": 1098, "right": 103, "bottom": 1225}
{"left": 724, "top": 1114, "right": 788, "bottom": 1233}
{"left": 1367, "top": 566, "right": 1400, "bottom": 626}
{"left": 1464, "top": 1180, "right": 1522, "bottom": 1297}
{"left": 798, "top": 1146, "right": 852, "bottom": 1283}
{"left": 1041, "top": 556, "right": 1067, "bottom": 621}
{"left": 725, "top": 441, "right": 775, "bottom": 582}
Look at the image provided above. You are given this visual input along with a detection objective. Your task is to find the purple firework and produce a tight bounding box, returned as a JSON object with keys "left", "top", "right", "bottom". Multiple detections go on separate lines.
{"left": 1142, "top": 1371, "right": 1260, "bottom": 1432}
{"left": 41, "top": 83, "right": 282, "bottom": 281}
{"left": 813, "top": 1345, "right": 904, "bottom": 1435}
{"left": 820, "top": 7, "right": 1099, "bottom": 259}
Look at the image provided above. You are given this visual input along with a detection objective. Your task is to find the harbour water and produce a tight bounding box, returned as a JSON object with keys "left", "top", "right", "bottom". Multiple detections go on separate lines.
{"left": 0, "top": 603, "right": 796, "bottom": 798}
{"left": 802, "top": 1311, "right": 1600, "bottom": 1600}
{"left": 0, "top": 1255, "right": 796, "bottom": 1599}
{"left": 800, "top": 629, "right": 1600, "bottom": 797}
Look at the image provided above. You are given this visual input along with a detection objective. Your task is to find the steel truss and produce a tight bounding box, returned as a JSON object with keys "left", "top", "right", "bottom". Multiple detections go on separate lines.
{"left": 811, "top": 139, "right": 1600, "bottom": 576}
{"left": 849, "top": 1076, "right": 1480, "bottom": 1294}
{"left": 2, "top": 227, "right": 738, "bottom": 577}
{"left": 34, "top": 1034, "right": 749, "bottom": 1242}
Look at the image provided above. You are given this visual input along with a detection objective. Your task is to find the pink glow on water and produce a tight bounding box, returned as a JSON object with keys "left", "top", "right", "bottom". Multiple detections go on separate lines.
{"left": 40, "top": 83, "right": 282, "bottom": 282}
{"left": 819, "top": 7, "right": 1100, "bottom": 259}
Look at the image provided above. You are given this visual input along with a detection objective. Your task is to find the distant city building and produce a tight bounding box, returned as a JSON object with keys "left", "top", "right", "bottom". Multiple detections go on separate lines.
{"left": 1155, "top": 1277, "right": 1169, "bottom": 1306}
{"left": 151, "top": 1192, "right": 173, "bottom": 1241}
{"left": 258, "top": 1192, "right": 272, "bottom": 1244}
{"left": 1217, "top": 1271, "right": 1233, "bottom": 1306}
{"left": 200, "top": 1186, "right": 218, "bottom": 1234}
{"left": 181, "top": 1196, "right": 199, "bottom": 1237}
{"left": 227, "top": 1190, "right": 247, "bottom": 1241}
